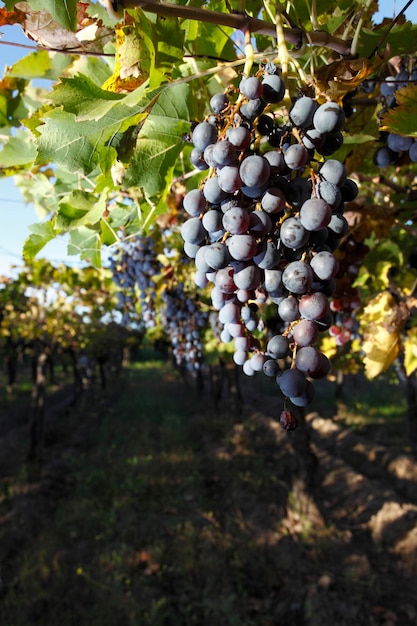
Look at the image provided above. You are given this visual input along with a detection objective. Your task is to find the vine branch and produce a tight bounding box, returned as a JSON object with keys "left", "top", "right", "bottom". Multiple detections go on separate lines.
{"left": 103, "top": 0, "right": 352, "bottom": 55}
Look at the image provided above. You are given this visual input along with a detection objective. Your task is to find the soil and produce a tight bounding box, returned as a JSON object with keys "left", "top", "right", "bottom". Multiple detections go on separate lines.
{"left": 0, "top": 364, "right": 417, "bottom": 625}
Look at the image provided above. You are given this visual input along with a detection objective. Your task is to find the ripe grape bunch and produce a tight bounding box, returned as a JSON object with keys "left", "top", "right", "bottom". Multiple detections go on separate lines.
{"left": 110, "top": 236, "right": 162, "bottom": 328}
{"left": 160, "top": 283, "right": 207, "bottom": 375}
{"left": 181, "top": 64, "right": 358, "bottom": 426}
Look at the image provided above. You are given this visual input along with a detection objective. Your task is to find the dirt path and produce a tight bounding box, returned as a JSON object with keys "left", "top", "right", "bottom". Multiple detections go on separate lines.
{"left": 1, "top": 364, "right": 417, "bottom": 625}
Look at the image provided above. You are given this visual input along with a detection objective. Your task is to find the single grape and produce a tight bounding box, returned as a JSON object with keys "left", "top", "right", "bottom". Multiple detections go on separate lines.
{"left": 313, "top": 102, "right": 345, "bottom": 134}
{"left": 228, "top": 234, "right": 258, "bottom": 261}
{"left": 181, "top": 217, "right": 207, "bottom": 244}
{"left": 267, "top": 334, "right": 290, "bottom": 359}
{"left": 192, "top": 121, "right": 218, "bottom": 151}
{"left": 222, "top": 206, "right": 250, "bottom": 234}
{"left": 227, "top": 126, "right": 251, "bottom": 150}
{"left": 233, "top": 263, "right": 262, "bottom": 290}
{"left": 212, "top": 139, "right": 237, "bottom": 167}
{"left": 292, "top": 319, "right": 319, "bottom": 347}
{"left": 299, "top": 198, "right": 332, "bottom": 231}
{"left": 210, "top": 92, "right": 229, "bottom": 114}
{"left": 190, "top": 148, "right": 208, "bottom": 170}
{"left": 295, "top": 346, "right": 331, "bottom": 378}
{"left": 280, "top": 217, "right": 309, "bottom": 249}
{"left": 261, "top": 187, "right": 286, "bottom": 213}
{"left": 203, "top": 176, "right": 227, "bottom": 204}
{"left": 289, "top": 96, "right": 318, "bottom": 129}
{"left": 262, "top": 74, "right": 285, "bottom": 103}
{"left": 279, "top": 409, "right": 298, "bottom": 431}
{"left": 298, "top": 292, "right": 330, "bottom": 321}
{"left": 284, "top": 144, "right": 309, "bottom": 170}
{"left": 205, "top": 241, "right": 231, "bottom": 270}
{"left": 218, "top": 166, "right": 243, "bottom": 193}
{"left": 239, "top": 155, "right": 271, "bottom": 188}
{"left": 282, "top": 261, "right": 313, "bottom": 294}
{"left": 183, "top": 189, "right": 206, "bottom": 216}
{"left": 240, "top": 76, "right": 263, "bottom": 100}
{"left": 277, "top": 368, "right": 307, "bottom": 397}
{"left": 319, "top": 159, "right": 347, "bottom": 187}
{"left": 310, "top": 250, "right": 339, "bottom": 280}
{"left": 278, "top": 296, "right": 300, "bottom": 322}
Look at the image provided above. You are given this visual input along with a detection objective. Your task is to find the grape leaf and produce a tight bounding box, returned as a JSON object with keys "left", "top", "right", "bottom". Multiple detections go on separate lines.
{"left": 56, "top": 190, "right": 106, "bottom": 230}
{"left": 404, "top": 328, "right": 417, "bottom": 376}
{"left": 0, "top": 131, "right": 36, "bottom": 171}
{"left": 23, "top": 221, "right": 56, "bottom": 261}
{"left": 67, "top": 227, "right": 102, "bottom": 267}
{"left": 380, "top": 84, "right": 417, "bottom": 137}
{"left": 125, "top": 82, "right": 194, "bottom": 197}
{"left": 26, "top": 0, "right": 77, "bottom": 31}
{"left": 360, "top": 292, "right": 407, "bottom": 378}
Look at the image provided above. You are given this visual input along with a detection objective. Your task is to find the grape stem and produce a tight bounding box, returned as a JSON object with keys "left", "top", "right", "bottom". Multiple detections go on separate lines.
{"left": 107, "top": 0, "right": 352, "bottom": 55}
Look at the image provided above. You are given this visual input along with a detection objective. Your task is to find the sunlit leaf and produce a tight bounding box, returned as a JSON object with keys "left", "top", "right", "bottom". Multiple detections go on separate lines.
{"left": 380, "top": 84, "right": 417, "bottom": 137}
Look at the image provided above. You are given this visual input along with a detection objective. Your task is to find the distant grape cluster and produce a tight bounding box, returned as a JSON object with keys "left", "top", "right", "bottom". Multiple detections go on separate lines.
{"left": 160, "top": 283, "right": 207, "bottom": 374}
{"left": 181, "top": 65, "right": 359, "bottom": 420}
{"left": 373, "top": 63, "right": 417, "bottom": 167}
{"left": 110, "top": 236, "right": 161, "bottom": 328}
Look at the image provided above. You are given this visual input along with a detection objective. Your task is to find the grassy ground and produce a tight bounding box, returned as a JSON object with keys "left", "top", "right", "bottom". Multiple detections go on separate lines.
{"left": 0, "top": 355, "right": 415, "bottom": 625}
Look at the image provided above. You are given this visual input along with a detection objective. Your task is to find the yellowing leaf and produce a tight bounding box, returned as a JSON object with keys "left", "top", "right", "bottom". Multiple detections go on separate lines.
{"left": 360, "top": 292, "right": 408, "bottom": 379}
{"left": 404, "top": 328, "right": 417, "bottom": 377}
{"left": 362, "top": 325, "right": 400, "bottom": 378}
{"left": 314, "top": 58, "right": 374, "bottom": 104}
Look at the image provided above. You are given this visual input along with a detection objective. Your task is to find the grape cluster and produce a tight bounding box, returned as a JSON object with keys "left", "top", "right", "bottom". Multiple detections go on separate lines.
{"left": 160, "top": 283, "right": 207, "bottom": 374}
{"left": 110, "top": 236, "right": 162, "bottom": 328}
{"left": 181, "top": 65, "right": 358, "bottom": 419}
{"left": 373, "top": 63, "right": 417, "bottom": 166}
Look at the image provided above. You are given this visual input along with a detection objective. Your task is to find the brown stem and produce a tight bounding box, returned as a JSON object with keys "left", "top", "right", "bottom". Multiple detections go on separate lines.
{"left": 116, "top": 0, "right": 352, "bottom": 55}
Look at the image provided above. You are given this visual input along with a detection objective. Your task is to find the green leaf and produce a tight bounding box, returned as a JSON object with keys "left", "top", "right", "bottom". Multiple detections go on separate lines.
{"left": 0, "top": 131, "right": 37, "bottom": 169}
{"left": 381, "top": 85, "right": 417, "bottom": 137}
{"left": 125, "top": 82, "right": 193, "bottom": 197}
{"left": 56, "top": 190, "right": 106, "bottom": 230}
{"left": 67, "top": 227, "right": 102, "bottom": 267}
{"left": 23, "top": 221, "right": 56, "bottom": 261}
{"left": 27, "top": 0, "right": 78, "bottom": 31}
{"left": 48, "top": 74, "right": 124, "bottom": 121}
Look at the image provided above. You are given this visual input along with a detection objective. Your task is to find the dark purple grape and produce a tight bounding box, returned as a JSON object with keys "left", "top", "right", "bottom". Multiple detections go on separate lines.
{"left": 254, "top": 241, "right": 281, "bottom": 270}
{"left": 267, "top": 334, "right": 290, "bottom": 359}
{"left": 183, "top": 189, "right": 206, "bottom": 216}
{"left": 313, "top": 102, "right": 345, "bottom": 133}
{"left": 277, "top": 368, "right": 307, "bottom": 397}
{"left": 190, "top": 148, "right": 208, "bottom": 170}
{"left": 257, "top": 114, "right": 274, "bottom": 135}
{"left": 262, "top": 74, "right": 285, "bottom": 103}
{"left": 227, "top": 125, "right": 251, "bottom": 150}
{"left": 240, "top": 76, "right": 262, "bottom": 100}
{"left": 289, "top": 96, "right": 318, "bottom": 129}
{"left": 239, "top": 155, "right": 271, "bottom": 188}
{"left": 203, "top": 176, "right": 227, "bottom": 204}
{"left": 319, "top": 159, "right": 347, "bottom": 186}
{"left": 181, "top": 217, "right": 207, "bottom": 244}
{"left": 295, "top": 346, "right": 330, "bottom": 378}
{"left": 210, "top": 92, "right": 229, "bottom": 114}
{"left": 192, "top": 121, "right": 217, "bottom": 151}
{"left": 298, "top": 292, "right": 329, "bottom": 321}
{"left": 218, "top": 166, "right": 243, "bottom": 193}
{"left": 310, "top": 250, "right": 339, "bottom": 280}
{"left": 284, "top": 144, "right": 309, "bottom": 170}
{"left": 278, "top": 296, "right": 300, "bottom": 322}
{"left": 228, "top": 234, "right": 258, "bottom": 261}
{"left": 222, "top": 206, "right": 250, "bottom": 234}
{"left": 261, "top": 187, "right": 286, "bottom": 214}
{"left": 280, "top": 217, "right": 309, "bottom": 249}
{"left": 212, "top": 139, "right": 237, "bottom": 166}
{"left": 299, "top": 198, "right": 332, "bottom": 231}
{"left": 282, "top": 261, "right": 313, "bottom": 294}
{"left": 291, "top": 319, "right": 319, "bottom": 347}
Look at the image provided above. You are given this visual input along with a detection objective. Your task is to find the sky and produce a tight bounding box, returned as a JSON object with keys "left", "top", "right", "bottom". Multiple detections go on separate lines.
{"left": 0, "top": 0, "right": 417, "bottom": 275}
